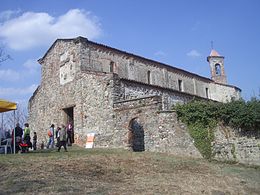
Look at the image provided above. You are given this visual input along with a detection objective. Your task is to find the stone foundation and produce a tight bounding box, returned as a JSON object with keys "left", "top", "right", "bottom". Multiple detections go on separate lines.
{"left": 212, "top": 126, "right": 260, "bottom": 165}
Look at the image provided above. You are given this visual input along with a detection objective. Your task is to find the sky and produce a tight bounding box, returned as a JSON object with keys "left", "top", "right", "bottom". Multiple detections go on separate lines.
{"left": 0, "top": 0, "right": 259, "bottom": 109}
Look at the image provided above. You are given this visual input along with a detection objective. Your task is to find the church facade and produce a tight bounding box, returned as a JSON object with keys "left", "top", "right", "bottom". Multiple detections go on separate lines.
{"left": 28, "top": 37, "right": 240, "bottom": 155}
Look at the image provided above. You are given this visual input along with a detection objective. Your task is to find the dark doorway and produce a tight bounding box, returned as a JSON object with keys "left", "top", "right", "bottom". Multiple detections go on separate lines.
{"left": 128, "top": 118, "right": 145, "bottom": 152}
{"left": 63, "top": 107, "right": 74, "bottom": 144}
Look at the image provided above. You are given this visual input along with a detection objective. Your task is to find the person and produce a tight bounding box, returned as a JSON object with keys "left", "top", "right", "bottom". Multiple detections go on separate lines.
{"left": 0, "top": 127, "right": 6, "bottom": 147}
{"left": 5, "top": 130, "right": 11, "bottom": 139}
{"left": 47, "top": 124, "right": 55, "bottom": 149}
{"left": 40, "top": 141, "right": 44, "bottom": 150}
{"left": 33, "top": 132, "right": 37, "bottom": 150}
{"left": 58, "top": 124, "right": 67, "bottom": 152}
{"left": 55, "top": 127, "right": 61, "bottom": 147}
{"left": 24, "top": 123, "right": 32, "bottom": 149}
{"left": 0, "top": 127, "right": 6, "bottom": 141}
{"left": 66, "top": 122, "right": 73, "bottom": 146}
{"left": 12, "top": 123, "right": 23, "bottom": 153}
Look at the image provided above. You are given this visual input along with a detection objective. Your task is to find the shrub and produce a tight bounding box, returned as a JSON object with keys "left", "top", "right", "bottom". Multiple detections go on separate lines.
{"left": 174, "top": 98, "right": 260, "bottom": 159}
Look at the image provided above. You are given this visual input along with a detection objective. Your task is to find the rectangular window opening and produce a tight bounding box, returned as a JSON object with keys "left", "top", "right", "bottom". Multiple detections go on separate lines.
{"left": 147, "top": 71, "right": 151, "bottom": 84}
{"left": 206, "top": 87, "right": 209, "bottom": 98}
{"left": 178, "top": 79, "right": 183, "bottom": 91}
{"left": 110, "top": 61, "right": 114, "bottom": 73}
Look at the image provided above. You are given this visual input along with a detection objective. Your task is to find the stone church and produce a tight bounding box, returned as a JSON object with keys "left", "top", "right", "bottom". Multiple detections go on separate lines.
{"left": 28, "top": 36, "right": 241, "bottom": 156}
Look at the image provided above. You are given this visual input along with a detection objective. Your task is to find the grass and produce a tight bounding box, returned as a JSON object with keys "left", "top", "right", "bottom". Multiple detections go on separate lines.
{"left": 0, "top": 146, "right": 259, "bottom": 194}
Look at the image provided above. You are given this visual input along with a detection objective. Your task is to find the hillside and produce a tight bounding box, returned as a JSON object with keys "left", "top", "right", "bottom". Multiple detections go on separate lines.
{"left": 0, "top": 146, "right": 259, "bottom": 194}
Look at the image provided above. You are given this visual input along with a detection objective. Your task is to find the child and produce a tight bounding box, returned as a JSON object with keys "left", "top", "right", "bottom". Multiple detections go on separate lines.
{"left": 40, "top": 141, "right": 44, "bottom": 150}
{"left": 33, "top": 132, "right": 37, "bottom": 150}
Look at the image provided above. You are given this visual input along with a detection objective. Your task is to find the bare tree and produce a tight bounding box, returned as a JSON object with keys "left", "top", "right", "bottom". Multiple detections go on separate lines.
{"left": 0, "top": 44, "right": 11, "bottom": 64}
{"left": 0, "top": 105, "right": 28, "bottom": 132}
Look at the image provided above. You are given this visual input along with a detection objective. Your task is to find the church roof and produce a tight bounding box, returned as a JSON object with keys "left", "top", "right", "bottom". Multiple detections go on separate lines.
{"left": 39, "top": 37, "right": 240, "bottom": 91}
{"left": 39, "top": 37, "right": 213, "bottom": 83}
{"left": 209, "top": 49, "right": 221, "bottom": 57}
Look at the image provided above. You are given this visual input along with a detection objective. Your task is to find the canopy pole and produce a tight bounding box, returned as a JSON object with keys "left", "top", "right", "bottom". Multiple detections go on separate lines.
{"left": 1, "top": 113, "right": 3, "bottom": 141}
{"left": 1, "top": 113, "right": 3, "bottom": 132}
{"left": 13, "top": 110, "right": 15, "bottom": 154}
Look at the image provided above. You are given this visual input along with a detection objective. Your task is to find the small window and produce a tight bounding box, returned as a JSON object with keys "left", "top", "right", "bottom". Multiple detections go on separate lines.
{"left": 178, "top": 79, "right": 183, "bottom": 91}
{"left": 215, "top": 64, "right": 221, "bottom": 76}
{"left": 110, "top": 61, "right": 114, "bottom": 73}
{"left": 147, "top": 71, "right": 151, "bottom": 84}
{"left": 205, "top": 87, "right": 209, "bottom": 98}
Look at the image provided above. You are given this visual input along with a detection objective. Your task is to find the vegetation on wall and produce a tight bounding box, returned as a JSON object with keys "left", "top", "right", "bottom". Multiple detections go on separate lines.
{"left": 174, "top": 101, "right": 217, "bottom": 159}
{"left": 174, "top": 98, "right": 260, "bottom": 159}
{"left": 219, "top": 98, "right": 260, "bottom": 131}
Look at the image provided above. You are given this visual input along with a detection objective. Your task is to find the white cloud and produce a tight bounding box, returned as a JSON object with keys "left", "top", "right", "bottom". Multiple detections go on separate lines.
{"left": 0, "top": 9, "right": 102, "bottom": 50}
{"left": 0, "top": 9, "right": 21, "bottom": 21}
{"left": 0, "top": 84, "right": 38, "bottom": 97}
{"left": 186, "top": 49, "right": 201, "bottom": 57}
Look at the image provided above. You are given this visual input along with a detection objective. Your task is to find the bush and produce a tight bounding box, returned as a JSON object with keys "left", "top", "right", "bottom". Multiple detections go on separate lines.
{"left": 188, "top": 123, "right": 214, "bottom": 159}
{"left": 219, "top": 98, "right": 260, "bottom": 131}
{"left": 174, "top": 98, "right": 260, "bottom": 159}
{"left": 175, "top": 101, "right": 218, "bottom": 159}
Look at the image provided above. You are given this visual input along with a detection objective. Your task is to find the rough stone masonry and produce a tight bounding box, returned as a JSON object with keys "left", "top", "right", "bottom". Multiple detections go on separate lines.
{"left": 29, "top": 36, "right": 244, "bottom": 160}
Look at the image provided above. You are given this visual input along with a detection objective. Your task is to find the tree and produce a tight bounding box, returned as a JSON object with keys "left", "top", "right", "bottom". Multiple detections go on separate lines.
{"left": 0, "top": 44, "right": 11, "bottom": 64}
{"left": 0, "top": 105, "right": 28, "bottom": 133}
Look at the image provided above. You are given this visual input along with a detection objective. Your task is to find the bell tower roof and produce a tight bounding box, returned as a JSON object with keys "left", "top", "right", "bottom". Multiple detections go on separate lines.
{"left": 209, "top": 49, "right": 221, "bottom": 57}
{"left": 207, "top": 49, "right": 224, "bottom": 62}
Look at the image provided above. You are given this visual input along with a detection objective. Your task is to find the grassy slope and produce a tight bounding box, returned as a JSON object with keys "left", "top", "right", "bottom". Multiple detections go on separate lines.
{"left": 0, "top": 146, "right": 259, "bottom": 195}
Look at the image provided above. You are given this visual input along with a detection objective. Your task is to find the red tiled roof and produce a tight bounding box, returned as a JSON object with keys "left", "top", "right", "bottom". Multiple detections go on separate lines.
{"left": 209, "top": 49, "right": 221, "bottom": 57}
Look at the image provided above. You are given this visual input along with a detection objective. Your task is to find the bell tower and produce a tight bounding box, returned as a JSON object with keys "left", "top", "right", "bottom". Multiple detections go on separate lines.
{"left": 207, "top": 49, "right": 227, "bottom": 84}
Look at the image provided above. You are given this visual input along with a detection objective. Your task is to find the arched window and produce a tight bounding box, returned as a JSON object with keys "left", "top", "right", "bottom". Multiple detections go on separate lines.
{"left": 215, "top": 64, "right": 221, "bottom": 76}
{"left": 147, "top": 71, "right": 151, "bottom": 84}
{"left": 110, "top": 61, "right": 115, "bottom": 73}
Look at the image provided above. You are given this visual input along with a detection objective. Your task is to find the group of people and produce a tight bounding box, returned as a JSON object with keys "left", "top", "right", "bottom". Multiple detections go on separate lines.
{"left": 12, "top": 123, "right": 37, "bottom": 153}
{"left": 2, "top": 122, "right": 74, "bottom": 153}
{"left": 46, "top": 122, "right": 74, "bottom": 152}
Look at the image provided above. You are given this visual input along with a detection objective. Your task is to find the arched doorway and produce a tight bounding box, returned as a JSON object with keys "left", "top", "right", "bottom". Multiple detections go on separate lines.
{"left": 128, "top": 118, "right": 145, "bottom": 152}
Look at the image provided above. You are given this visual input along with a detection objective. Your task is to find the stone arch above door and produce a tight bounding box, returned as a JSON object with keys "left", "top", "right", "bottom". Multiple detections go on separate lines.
{"left": 128, "top": 117, "right": 145, "bottom": 152}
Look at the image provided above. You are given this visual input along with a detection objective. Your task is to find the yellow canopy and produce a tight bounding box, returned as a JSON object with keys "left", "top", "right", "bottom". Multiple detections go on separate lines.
{"left": 0, "top": 99, "right": 17, "bottom": 113}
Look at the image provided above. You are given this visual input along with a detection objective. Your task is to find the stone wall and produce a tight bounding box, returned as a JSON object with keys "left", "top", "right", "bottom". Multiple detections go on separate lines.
{"left": 29, "top": 39, "right": 116, "bottom": 146}
{"left": 113, "top": 96, "right": 202, "bottom": 158}
{"left": 86, "top": 43, "right": 208, "bottom": 97}
{"left": 212, "top": 126, "right": 260, "bottom": 165}
{"left": 28, "top": 37, "right": 242, "bottom": 160}
{"left": 29, "top": 70, "right": 116, "bottom": 146}
{"left": 77, "top": 38, "right": 240, "bottom": 103}
{"left": 209, "top": 82, "right": 241, "bottom": 102}
{"left": 114, "top": 77, "right": 201, "bottom": 109}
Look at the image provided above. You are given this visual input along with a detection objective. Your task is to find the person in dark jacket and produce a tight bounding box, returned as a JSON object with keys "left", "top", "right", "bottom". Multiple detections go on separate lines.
{"left": 33, "top": 132, "right": 37, "bottom": 150}
{"left": 57, "top": 124, "right": 67, "bottom": 152}
{"left": 66, "top": 122, "right": 73, "bottom": 146}
{"left": 12, "top": 123, "right": 23, "bottom": 153}
{"left": 55, "top": 127, "right": 61, "bottom": 147}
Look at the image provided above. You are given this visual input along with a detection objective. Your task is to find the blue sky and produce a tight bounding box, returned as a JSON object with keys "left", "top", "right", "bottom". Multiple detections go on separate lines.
{"left": 0, "top": 0, "right": 259, "bottom": 108}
